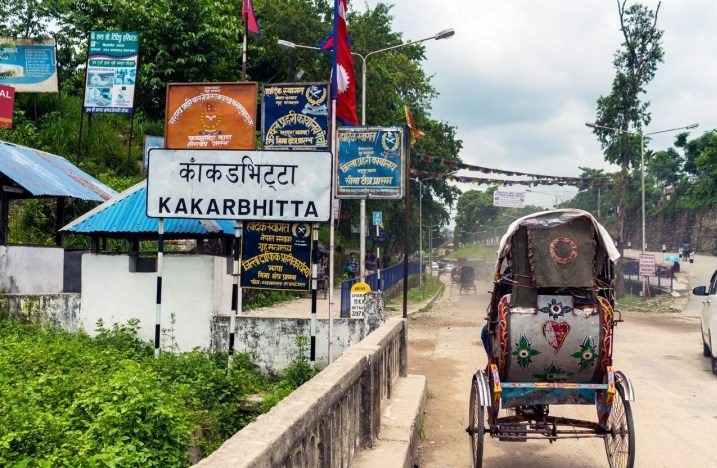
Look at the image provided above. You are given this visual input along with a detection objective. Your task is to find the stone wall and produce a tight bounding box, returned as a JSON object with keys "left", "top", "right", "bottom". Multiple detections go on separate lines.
{"left": 626, "top": 206, "right": 717, "bottom": 255}
{"left": 0, "top": 293, "right": 80, "bottom": 331}
{"left": 195, "top": 318, "right": 407, "bottom": 468}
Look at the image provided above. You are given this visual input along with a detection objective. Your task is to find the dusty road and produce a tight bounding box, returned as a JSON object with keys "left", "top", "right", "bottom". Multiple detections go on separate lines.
{"left": 409, "top": 276, "right": 717, "bottom": 467}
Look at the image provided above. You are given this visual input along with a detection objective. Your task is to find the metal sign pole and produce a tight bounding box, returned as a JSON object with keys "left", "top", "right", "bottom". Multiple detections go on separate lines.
{"left": 376, "top": 224, "right": 382, "bottom": 291}
{"left": 228, "top": 220, "right": 243, "bottom": 367}
{"left": 310, "top": 223, "right": 319, "bottom": 362}
{"left": 327, "top": 104, "right": 337, "bottom": 363}
{"left": 154, "top": 218, "right": 165, "bottom": 357}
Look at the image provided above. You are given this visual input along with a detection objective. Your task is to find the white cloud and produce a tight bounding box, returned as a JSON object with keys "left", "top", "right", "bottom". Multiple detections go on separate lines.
{"left": 360, "top": 0, "right": 717, "bottom": 178}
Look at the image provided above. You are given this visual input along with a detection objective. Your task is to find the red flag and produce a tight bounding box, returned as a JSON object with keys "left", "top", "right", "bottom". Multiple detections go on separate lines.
{"left": 242, "top": 0, "right": 261, "bottom": 36}
{"left": 333, "top": 0, "right": 358, "bottom": 125}
{"left": 0, "top": 85, "right": 15, "bottom": 129}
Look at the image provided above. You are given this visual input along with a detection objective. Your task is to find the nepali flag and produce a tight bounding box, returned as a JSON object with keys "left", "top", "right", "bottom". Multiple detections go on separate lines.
{"left": 242, "top": 0, "right": 261, "bottom": 36}
{"left": 332, "top": 0, "right": 358, "bottom": 125}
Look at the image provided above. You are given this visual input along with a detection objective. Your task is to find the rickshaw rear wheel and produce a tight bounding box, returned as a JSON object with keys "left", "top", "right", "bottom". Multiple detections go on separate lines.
{"left": 467, "top": 379, "right": 485, "bottom": 468}
{"left": 604, "top": 385, "right": 635, "bottom": 468}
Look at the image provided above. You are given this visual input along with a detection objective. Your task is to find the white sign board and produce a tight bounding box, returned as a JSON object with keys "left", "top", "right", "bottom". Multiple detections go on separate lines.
{"left": 350, "top": 282, "right": 371, "bottom": 318}
{"left": 639, "top": 254, "right": 656, "bottom": 276}
{"left": 493, "top": 190, "right": 525, "bottom": 208}
{"left": 147, "top": 149, "right": 332, "bottom": 221}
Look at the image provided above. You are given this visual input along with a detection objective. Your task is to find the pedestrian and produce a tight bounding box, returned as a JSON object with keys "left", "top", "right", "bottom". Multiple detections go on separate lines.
{"left": 344, "top": 252, "right": 358, "bottom": 279}
{"left": 678, "top": 246, "right": 683, "bottom": 260}
{"left": 689, "top": 251, "right": 695, "bottom": 264}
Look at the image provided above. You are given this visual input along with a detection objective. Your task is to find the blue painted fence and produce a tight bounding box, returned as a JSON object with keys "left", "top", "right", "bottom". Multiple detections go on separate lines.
{"left": 340, "top": 261, "right": 421, "bottom": 316}
{"left": 622, "top": 258, "right": 674, "bottom": 292}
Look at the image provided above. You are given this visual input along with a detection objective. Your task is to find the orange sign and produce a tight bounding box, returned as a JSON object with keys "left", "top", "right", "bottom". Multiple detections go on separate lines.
{"left": 164, "top": 82, "right": 258, "bottom": 150}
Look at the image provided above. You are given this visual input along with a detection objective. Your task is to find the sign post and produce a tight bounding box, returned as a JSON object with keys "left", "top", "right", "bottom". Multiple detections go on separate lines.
{"left": 639, "top": 253, "right": 656, "bottom": 300}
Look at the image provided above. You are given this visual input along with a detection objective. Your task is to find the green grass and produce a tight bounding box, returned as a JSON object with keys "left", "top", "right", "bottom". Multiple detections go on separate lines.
{"left": 446, "top": 243, "right": 496, "bottom": 262}
{"left": 616, "top": 293, "right": 676, "bottom": 314}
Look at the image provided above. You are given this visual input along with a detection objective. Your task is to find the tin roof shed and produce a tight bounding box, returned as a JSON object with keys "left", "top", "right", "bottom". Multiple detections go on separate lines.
{"left": 61, "top": 181, "right": 234, "bottom": 238}
{"left": 0, "top": 140, "right": 115, "bottom": 201}
{"left": 0, "top": 140, "right": 117, "bottom": 245}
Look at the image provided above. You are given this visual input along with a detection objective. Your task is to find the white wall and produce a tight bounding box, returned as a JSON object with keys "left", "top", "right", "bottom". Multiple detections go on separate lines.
{"left": 0, "top": 245, "right": 64, "bottom": 294}
{"left": 80, "top": 253, "right": 232, "bottom": 351}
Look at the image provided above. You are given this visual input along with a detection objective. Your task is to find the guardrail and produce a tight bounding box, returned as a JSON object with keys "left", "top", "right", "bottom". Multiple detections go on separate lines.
{"left": 622, "top": 258, "right": 674, "bottom": 292}
{"left": 195, "top": 318, "right": 408, "bottom": 467}
{"left": 340, "top": 261, "right": 421, "bottom": 316}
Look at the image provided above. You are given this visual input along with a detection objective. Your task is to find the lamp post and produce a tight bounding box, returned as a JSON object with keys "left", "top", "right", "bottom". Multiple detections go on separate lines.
{"left": 423, "top": 224, "right": 440, "bottom": 276}
{"left": 586, "top": 121, "right": 698, "bottom": 299}
{"left": 410, "top": 177, "right": 425, "bottom": 290}
{"left": 278, "top": 28, "right": 455, "bottom": 281}
{"left": 526, "top": 188, "right": 564, "bottom": 208}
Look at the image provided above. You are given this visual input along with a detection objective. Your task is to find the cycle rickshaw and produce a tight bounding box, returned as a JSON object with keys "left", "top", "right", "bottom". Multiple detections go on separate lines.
{"left": 468, "top": 209, "right": 635, "bottom": 467}
{"left": 459, "top": 265, "right": 477, "bottom": 295}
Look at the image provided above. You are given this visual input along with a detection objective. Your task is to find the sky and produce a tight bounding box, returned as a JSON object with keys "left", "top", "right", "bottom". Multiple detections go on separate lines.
{"left": 361, "top": 0, "right": 717, "bottom": 208}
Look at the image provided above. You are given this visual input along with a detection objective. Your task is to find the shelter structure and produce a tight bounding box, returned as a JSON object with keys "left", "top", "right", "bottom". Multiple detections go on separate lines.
{"left": 62, "top": 180, "right": 240, "bottom": 350}
{"left": 0, "top": 140, "right": 115, "bottom": 294}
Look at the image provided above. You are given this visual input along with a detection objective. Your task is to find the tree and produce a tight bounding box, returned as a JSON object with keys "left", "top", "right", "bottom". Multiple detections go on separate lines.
{"left": 589, "top": 0, "right": 663, "bottom": 295}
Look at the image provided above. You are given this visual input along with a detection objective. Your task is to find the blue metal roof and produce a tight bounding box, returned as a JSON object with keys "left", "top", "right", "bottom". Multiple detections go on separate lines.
{"left": 0, "top": 140, "right": 116, "bottom": 201}
{"left": 61, "top": 181, "right": 235, "bottom": 236}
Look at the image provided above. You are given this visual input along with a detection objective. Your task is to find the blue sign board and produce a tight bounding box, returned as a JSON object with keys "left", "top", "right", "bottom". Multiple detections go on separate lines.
{"left": 262, "top": 82, "right": 329, "bottom": 150}
{"left": 142, "top": 135, "right": 164, "bottom": 172}
{"left": 241, "top": 221, "right": 313, "bottom": 291}
{"left": 372, "top": 211, "right": 382, "bottom": 226}
{"left": 337, "top": 126, "right": 405, "bottom": 199}
{"left": 0, "top": 38, "right": 58, "bottom": 93}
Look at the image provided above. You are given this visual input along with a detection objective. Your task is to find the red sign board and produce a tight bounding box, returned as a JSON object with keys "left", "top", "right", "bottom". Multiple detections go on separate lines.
{"left": 639, "top": 253, "right": 656, "bottom": 276}
{"left": 0, "top": 84, "right": 15, "bottom": 129}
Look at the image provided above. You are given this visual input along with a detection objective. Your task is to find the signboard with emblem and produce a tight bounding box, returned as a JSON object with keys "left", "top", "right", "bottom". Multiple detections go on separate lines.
{"left": 0, "top": 38, "right": 58, "bottom": 93}
{"left": 336, "top": 126, "right": 405, "bottom": 199}
{"left": 164, "top": 82, "right": 258, "bottom": 150}
{"left": 262, "top": 82, "right": 329, "bottom": 151}
{"left": 241, "top": 222, "right": 313, "bottom": 291}
{"left": 83, "top": 31, "right": 138, "bottom": 113}
{"left": 146, "top": 149, "right": 332, "bottom": 222}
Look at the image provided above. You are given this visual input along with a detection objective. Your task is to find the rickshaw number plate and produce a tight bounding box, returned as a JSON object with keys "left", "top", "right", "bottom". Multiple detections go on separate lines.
{"left": 498, "top": 423, "right": 528, "bottom": 441}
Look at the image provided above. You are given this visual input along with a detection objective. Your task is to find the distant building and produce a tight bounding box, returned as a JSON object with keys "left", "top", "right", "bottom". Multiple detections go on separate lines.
{"left": 437, "top": 241, "right": 454, "bottom": 257}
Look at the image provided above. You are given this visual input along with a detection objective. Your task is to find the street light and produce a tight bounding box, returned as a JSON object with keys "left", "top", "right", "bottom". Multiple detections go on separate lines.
{"left": 422, "top": 224, "right": 440, "bottom": 276}
{"left": 278, "top": 28, "right": 454, "bottom": 281}
{"left": 410, "top": 177, "right": 425, "bottom": 290}
{"left": 585, "top": 122, "right": 698, "bottom": 253}
{"left": 526, "top": 188, "right": 565, "bottom": 208}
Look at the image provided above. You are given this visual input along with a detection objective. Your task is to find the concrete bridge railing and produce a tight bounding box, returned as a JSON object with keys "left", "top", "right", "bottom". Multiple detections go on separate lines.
{"left": 195, "top": 317, "right": 408, "bottom": 467}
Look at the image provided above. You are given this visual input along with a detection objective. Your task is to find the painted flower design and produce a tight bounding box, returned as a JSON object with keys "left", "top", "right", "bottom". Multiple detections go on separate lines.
{"left": 532, "top": 363, "right": 570, "bottom": 382}
{"left": 511, "top": 335, "right": 541, "bottom": 370}
{"left": 570, "top": 336, "right": 597, "bottom": 371}
{"left": 539, "top": 298, "right": 574, "bottom": 319}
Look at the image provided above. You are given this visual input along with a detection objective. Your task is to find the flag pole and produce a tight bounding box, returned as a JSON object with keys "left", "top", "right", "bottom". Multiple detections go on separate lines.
{"left": 241, "top": 8, "right": 248, "bottom": 81}
{"left": 328, "top": 102, "right": 337, "bottom": 364}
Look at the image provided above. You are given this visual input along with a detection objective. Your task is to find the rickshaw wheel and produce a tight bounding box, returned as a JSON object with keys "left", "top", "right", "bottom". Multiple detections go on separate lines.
{"left": 604, "top": 386, "right": 635, "bottom": 468}
{"left": 467, "top": 379, "right": 485, "bottom": 467}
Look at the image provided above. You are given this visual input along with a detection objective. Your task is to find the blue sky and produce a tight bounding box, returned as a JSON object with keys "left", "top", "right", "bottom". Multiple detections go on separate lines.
{"left": 360, "top": 0, "right": 717, "bottom": 207}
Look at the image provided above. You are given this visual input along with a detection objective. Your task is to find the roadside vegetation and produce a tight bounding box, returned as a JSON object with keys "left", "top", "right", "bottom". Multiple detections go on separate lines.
{"left": 0, "top": 319, "right": 317, "bottom": 466}
{"left": 616, "top": 294, "right": 677, "bottom": 314}
{"left": 446, "top": 243, "right": 496, "bottom": 263}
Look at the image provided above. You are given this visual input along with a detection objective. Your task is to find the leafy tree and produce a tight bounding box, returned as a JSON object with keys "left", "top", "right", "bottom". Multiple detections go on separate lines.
{"left": 589, "top": 0, "right": 663, "bottom": 255}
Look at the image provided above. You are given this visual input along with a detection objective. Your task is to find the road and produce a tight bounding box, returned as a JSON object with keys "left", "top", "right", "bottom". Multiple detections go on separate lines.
{"left": 409, "top": 270, "right": 717, "bottom": 467}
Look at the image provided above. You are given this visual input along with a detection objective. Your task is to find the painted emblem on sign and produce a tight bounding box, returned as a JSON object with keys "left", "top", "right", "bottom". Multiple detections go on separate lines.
{"left": 305, "top": 85, "right": 327, "bottom": 106}
{"left": 512, "top": 335, "right": 541, "bottom": 370}
{"left": 381, "top": 131, "right": 399, "bottom": 152}
{"left": 532, "top": 362, "right": 570, "bottom": 382}
{"left": 539, "top": 298, "right": 573, "bottom": 319}
{"left": 543, "top": 320, "right": 571, "bottom": 352}
{"left": 200, "top": 103, "right": 222, "bottom": 135}
{"left": 549, "top": 236, "right": 578, "bottom": 265}
{"left": 571, "top": 336, "right": 597, "bottom": 371}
